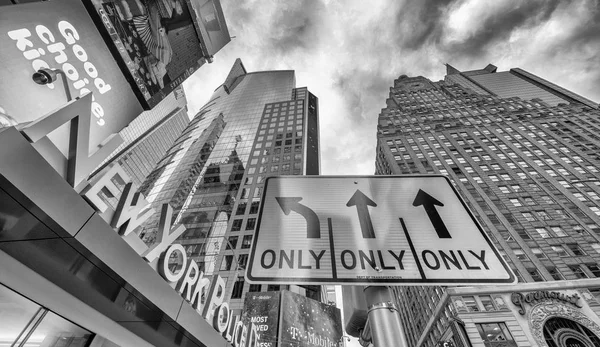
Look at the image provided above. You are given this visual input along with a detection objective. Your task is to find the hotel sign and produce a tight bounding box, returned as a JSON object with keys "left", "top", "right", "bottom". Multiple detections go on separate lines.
{"left": 511, "top": 291, "right": 582, "bottom": 315}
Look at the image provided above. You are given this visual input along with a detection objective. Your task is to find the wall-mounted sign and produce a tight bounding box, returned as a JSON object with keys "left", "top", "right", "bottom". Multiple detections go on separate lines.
{"left": 511, "top": 291, "right": 582, "bottom": 315}
{"left": 248, "top": 176, "right": 515, "bottom": 285}
{"left": 0, "top": 0, "right": 143, "bottom": 155}
{"left": 85, "top": 0, "right": 230, "bottom": 109}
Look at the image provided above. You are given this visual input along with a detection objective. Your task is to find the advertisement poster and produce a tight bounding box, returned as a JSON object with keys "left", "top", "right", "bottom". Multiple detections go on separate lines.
{"left": 243, "top": 291, "right": 343, "bottom": 347}
{"left": 0, "top": 0, "right": 143, "bottom": 153}
{"left": 243, "top": 292, "right": 280, "bottom": 347}
{"left": 280, "top": 291, "right": 343, "bottom": 347}
{"left": 86, "top": 0, "right": 230, "bottom": 109}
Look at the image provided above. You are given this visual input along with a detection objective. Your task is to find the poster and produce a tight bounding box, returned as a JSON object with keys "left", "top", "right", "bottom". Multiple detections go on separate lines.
{"left": 0, "top": 0, "right": 143, "bottom": 153}
{"left": 86, "top": 0, "right": 230, "bottom": 109}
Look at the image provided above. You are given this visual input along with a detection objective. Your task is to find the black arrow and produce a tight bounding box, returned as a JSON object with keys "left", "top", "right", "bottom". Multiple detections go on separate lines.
{"left": 275, "top": 197, "right": 320, "bottom": 238}
{"left": 412, "top": 189, "right": 451, "bottom": 238}
{"left": 346, "top": 190, "right": 377, "bottom": 238}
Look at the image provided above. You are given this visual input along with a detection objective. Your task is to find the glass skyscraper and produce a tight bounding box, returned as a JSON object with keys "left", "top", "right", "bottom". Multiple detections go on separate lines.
{"left": 137, "top": 58, "right": 321, "bottom": 313}
{"left": 374, "top": 65, "right": 600, "bottom": 347}
{"left": 90, "top": 86, "right": 190, "bottom": 188}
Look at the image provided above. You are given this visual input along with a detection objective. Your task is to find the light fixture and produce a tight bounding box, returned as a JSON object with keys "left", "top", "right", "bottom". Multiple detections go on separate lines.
{"left": 31, "top": 68, "right": 72, "bottom": 101}
{"left": 32, "top": 68, "right": 58, "bottom": 85}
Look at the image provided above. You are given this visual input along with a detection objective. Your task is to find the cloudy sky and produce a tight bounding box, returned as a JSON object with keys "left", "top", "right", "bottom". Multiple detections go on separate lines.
{"left": 184, "top": 0, "right": 600, "bottom": 177}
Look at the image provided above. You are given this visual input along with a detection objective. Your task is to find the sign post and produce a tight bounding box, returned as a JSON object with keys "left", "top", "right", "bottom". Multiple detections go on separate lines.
{"left": 364, "top": 286, "right": 407, "bottom": 347}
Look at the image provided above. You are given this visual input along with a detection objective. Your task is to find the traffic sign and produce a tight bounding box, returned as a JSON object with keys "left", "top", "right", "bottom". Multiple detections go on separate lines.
{"left": 247, "top": 175, "right": 516, "bottom": 285}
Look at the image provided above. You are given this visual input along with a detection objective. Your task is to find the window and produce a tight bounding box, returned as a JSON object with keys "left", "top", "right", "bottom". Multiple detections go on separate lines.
{"left": 548, "top": 268, "right": 563, "bottom": 280}
{"left": 591, "top": 243, "right": 600, "bottom": 254}
{"left": 479, "top": 295, "right": 495, "bottom": 311}
{"left": 249, "top": 202, "right": 260, "bottom": 214}
{"left": 249, "top": 284, "right": 262, "bottom": 292}
{"left": 552, "top": 245, "right": 568, "bottom": 257}
{"left": 535, "top": 227, "right": 550, "bottom": 238}
{"left": 220, "top": 255, "right": 233, "bottom": 271}
{"left": 238, "top": 254, "right": 249, "bottom": 269}
{"left": 231, "top": 278, "right": 244, "bottom": 298}
{"left": 588, "top": 265, "right": 600, "bottom": 277}
{"left": 231, "top": 219, "right": 243, "bottom": 231}
{"left": 241, "top": 235, "right": 252, "bottom": 249}
{"left": 512, "top": 249, "right": 528, "bottom": 261}
{"left": 226, "top": 236, "right": 238, "bottom": 249}
{"left": 510, "top": 198, "right": 522, "bottom": 207}
{"left": 551, "top": 226, "right": 567, "bottom": 237}
{"left": 476, "top": 323, "right": 514, "bottom": 343}
{"left": 568, "top": 244, "right": 586, "bottom": 256}
{"left": 462, "top": 296, "right": 479, "bottom": 312}
{"left": 536, "top": 211, "right": 550, "bottom": 220}
{"left": 522, "top": 212, "right": 536, "bottom": 222}
{"left": 571, "top": 266, "right": 589, "bottom": 279}
{"left": 529, "top": 269, "right": 544, "bottom": 282}
{"left": 246, "top": 218, "right": 257, "bottom": 230}
{"left": 531, "top": 248, "right": 547, "bottom": 259}
{"left": 267, "top": 285, "right": 281, "bottom": 291}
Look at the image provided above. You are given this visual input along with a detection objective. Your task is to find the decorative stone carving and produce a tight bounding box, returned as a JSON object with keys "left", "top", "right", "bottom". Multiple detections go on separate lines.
{"left": 529, "top": 301, "right": 600, "bottom": 347}
{"left": 580, "top": 289, "right": 599, "bottom": 306}
{"left": 453, "top": 297, "right": 468, "bottom": 313}
{"left": 492, "top": 295, "right": 508, "bottom": 310}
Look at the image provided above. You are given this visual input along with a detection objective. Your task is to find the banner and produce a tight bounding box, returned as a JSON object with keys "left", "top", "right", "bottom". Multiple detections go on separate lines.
{"left": 0, "top": 0, "right": 143, "bottom": 153}
{"left": 86, "top": 0, "right": 230, "bottom": 109}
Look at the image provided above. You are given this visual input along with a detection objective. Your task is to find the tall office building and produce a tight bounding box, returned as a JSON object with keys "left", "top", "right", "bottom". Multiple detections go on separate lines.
{"left": 90, "top": 86, "right": 190, "bottom": 189}
{"left": 374, "top": 65, "right": 600, "bottom": 347}
{"left": 136, "top": 58, "right": 321, "bottom": 313}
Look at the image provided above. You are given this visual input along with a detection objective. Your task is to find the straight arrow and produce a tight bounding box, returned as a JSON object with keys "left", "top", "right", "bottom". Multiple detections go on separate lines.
{"left": 346, "top": 189, "right": 377, "bottom": 238}
{"left": 275, "top": 197, "right": 320, "bottom": 238}
{"left": 412, "top": 189, "right": 451, "bottom": 238}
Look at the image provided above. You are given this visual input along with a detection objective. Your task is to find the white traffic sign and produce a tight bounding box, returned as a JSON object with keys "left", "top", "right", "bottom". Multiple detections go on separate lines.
{"left": 247, "top": 175, "right": 516, "bottom": 285}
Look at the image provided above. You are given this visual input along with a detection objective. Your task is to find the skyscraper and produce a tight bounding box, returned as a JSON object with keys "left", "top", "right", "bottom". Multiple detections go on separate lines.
{"left": 374, "top": 65, "right": 600, "bottom": 347}
{"left": 137, "top": 58, "right": 321, "bottom": 313}
{"left": 90, "top": 86, "right": 190, "bottom": 189}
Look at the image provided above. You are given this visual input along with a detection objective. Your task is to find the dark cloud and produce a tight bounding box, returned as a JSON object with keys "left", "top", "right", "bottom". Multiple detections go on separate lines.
{"left": 442, "top": 0, "right": 563, "bottom": 57}
{"left": 267, "top": 0, "right": 326, "bottom": 54}
{"left": 332, "top": 69, "right": 391, "bottom": 124}
{"left": 393, "top": 0, "right": 457, "bottom": 50}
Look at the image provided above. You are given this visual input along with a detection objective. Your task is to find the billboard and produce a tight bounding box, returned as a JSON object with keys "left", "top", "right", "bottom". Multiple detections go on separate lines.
{"left": 0, "top": 0, "right": 143, "bottom": 154}
{"left": 86, "top": 0, "right": 230, "bottom": 109}
{"left": 243, "top": 292, "right": 281, "bottom": 347}
{"left": 243, "top": 291, "right": 343, "bottom": 347}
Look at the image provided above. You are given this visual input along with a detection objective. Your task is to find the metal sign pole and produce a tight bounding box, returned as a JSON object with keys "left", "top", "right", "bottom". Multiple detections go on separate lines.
{"left": 364, "top": 286, "right": 408, "bottom": 347}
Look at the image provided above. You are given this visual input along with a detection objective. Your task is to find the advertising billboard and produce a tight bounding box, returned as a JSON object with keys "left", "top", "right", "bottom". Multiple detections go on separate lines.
{"left": 243, "top": 291, "right": 343, "bottom": 347}
{"left": 243, "top": 292, "right": 281, "bottom": 347}
{"left": 86, "top": 0, "right": 230, "bottom": 109}
{"left": 280, "top": 291, "right": 343, "bottom": 347}
{"left": 0, "top": 0, "right": 144, "bottom": 154}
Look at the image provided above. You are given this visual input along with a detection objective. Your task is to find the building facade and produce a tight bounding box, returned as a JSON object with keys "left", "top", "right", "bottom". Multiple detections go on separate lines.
{"left": 134, "top": 59, "right": 322, "bottom": 314}
{"left": 374, "top": 65, "right": 600, "bottom": 347}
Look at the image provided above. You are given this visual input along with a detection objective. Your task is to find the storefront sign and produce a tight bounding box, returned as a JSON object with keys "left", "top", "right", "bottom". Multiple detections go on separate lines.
{"left": 1, "top": 0, "right": 143, "bottom": 156}
{"left": 511, "top": 291, "right": 582, "bottom": 315}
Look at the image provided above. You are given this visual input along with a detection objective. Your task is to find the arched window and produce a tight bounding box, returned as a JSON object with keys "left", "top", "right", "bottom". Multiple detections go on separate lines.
{"left": 543, "top": 317, "right": 600, "bottom": 347}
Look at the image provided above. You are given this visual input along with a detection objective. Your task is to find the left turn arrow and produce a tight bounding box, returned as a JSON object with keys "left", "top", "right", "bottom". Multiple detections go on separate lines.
{"left": 276, "top": 197, "right": 321, "bottom": 238}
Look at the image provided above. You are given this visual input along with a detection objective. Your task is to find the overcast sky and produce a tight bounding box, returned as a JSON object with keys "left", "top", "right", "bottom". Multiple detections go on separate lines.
{"left": 184, "top": 0, "right": 600, "bottom": 178}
